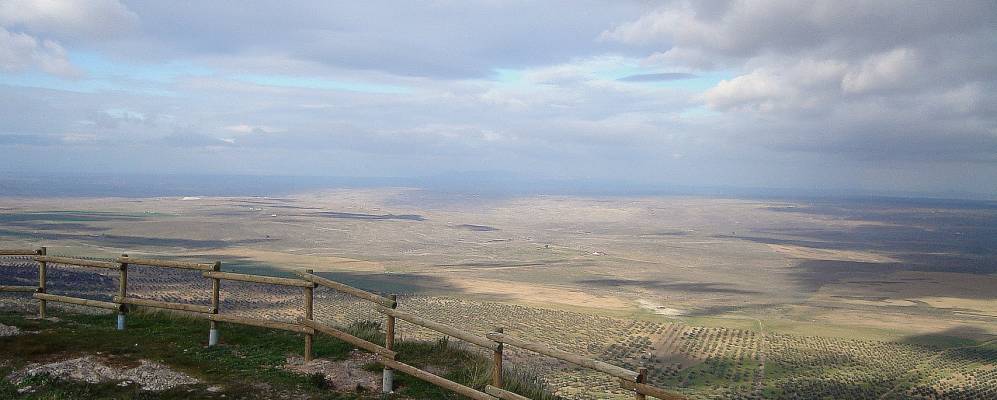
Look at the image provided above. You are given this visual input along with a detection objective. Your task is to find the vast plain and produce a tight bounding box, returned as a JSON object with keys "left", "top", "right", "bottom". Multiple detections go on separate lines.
{"left": 2, "top": 189, "right": 995, "bottom": 399}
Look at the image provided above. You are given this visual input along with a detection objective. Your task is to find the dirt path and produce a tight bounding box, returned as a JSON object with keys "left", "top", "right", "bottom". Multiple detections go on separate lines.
{"left": 752, "top": 318, "right": 767, "bottom": 397}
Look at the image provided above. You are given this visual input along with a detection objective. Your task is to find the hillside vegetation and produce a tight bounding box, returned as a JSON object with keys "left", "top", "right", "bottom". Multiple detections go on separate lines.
{"left": 0, "top": 305, "right": 553, "bottom": 399}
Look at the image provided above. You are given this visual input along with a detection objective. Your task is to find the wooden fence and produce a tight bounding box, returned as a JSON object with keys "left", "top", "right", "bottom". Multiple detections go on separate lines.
{"left": 0, "top": 247, "right": 683, "bottom": 400}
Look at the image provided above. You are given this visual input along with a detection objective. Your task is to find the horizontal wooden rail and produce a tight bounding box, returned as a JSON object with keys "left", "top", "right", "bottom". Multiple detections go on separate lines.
{"left": 34, "top": 256, "right": 118, "bottom": 269}
{"left": 33, "top": 293, "right": 123, "bottom": 311}
{"left": 299, "top": 318, "right": 396, "bottom": 358}
{"left": 487, "top": 332, "right": 639, "bottom": 381}
{"left": 377, "top": 356, "right": 498, "bottom": 400}
{"left": 485, "top": 385, "right": 531, "bottom": 400}
{"left": 208, "top": 313, "right": 313, "bottom": 334}
{"left": 376, "top": 305, "right": 500, "bottom": 351}
{"left": 203, "top": 271, "right": 314, "bottom": 287}
{"left": 114, "top": 296, "right": 214, "bottom": 314}
{"left": 620, "top": 379, "right": 686, "bottom": 400}
{"left": 117, "top": 256, "right": 216, "bottom": 271}
{"left": 0, "top": 285, "right": 37, "bottom": 292}
{"left": 0, "top": 249, "right": 40, "bottom": 256}
{"left": 296, "top": 271, "right": 395, "bottom": 308}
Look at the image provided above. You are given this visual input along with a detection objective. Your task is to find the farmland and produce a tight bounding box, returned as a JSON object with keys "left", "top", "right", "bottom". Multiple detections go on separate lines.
{"left": 1, "top": 189, "right": 995, "bottom": 398}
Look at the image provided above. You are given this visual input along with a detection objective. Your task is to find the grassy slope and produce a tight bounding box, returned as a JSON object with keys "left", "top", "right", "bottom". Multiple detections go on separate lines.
{"left": 0, "top": 307, "right": 552, "bottom": 400}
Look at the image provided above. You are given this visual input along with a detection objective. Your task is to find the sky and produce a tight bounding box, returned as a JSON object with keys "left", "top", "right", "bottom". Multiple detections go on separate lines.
{"left": 1, "top": 1, "right": 995, "bottom": 198}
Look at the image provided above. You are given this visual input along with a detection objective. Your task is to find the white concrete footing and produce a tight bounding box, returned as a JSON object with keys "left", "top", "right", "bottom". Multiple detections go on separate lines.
{"left": 382, "top": 368, "right": 394, "bottom": 394}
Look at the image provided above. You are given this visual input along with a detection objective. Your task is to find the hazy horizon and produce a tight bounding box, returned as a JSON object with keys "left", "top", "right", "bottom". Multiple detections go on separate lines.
{"left": 3, "top": 172, "right": 997, "bottom": 203}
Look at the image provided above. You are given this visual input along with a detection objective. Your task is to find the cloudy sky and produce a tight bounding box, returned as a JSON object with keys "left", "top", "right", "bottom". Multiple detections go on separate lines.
{"left": 1, "top": 1, "right": 995, "bottom": 197}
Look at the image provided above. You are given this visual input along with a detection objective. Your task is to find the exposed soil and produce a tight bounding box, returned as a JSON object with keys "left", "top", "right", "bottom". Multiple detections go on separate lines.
{"left": 284, "top": 350, "right": 381, "bottom": 393}
{"left": 6, "top": 354, "right": 199, "bottom": 391}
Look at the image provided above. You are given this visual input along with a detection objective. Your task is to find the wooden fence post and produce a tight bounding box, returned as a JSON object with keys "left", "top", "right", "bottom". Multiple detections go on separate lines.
{"left": 303, "top": 269, "right": 314, "bottom": 362}
{"left": 635, "top": 367, "right": 647, "bottom": 400}
{"left": 382, "top": 294, "right": 397, "bottom": 394}
{"left": 117, "top": 254, "right": 128, "bottom": 330}
{"left": 209, "top": 261, "right": 221, "bottom": 346}
{"left": 36, "top": 247, "right": 47, "bottom": 318}
{"left": 493, "top": 326, "right": 504, "bottom": 388}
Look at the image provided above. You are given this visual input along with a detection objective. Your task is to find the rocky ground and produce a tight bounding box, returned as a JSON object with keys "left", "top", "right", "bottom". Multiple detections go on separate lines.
{"left": 6, "top": 355, "right": 201, "bottom": 393}
{"left": 2, "top": 298, "right": 393, "bottom": 399}
{"left": 0, "top": 323, "right": 20, "bottom": 337}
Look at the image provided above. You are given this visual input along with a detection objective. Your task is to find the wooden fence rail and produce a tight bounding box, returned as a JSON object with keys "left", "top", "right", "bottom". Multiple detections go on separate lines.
{"left": 0, "top": 247, "right": 685, "bottom": 400}
{"left": 208, "top": 313, "right": 312, "bottom": 334}
{"left": 486, "top": 385, "right": 533, "bottom": 400}
{"left": 114, "top": 296, "right": 215, "bottom": 314}
{"left": 377, "top": 305, "right": 501, "bottom": 351}
{"left": 296, "top": 270, "right": 395, "bottom": 307}
{"left": 300, "top": 318, "right": 397, "bottom": 358}
{"left": 0, "top": 249, "right": 40, "bottom": 256}
{"left": 117, "top": 256, "right": 216, "bottom": 271}
{"left": 33, "top": 292, "right": 123, "bottom": 311}
{"left": 34, "top": 255, "right": 117, "bottom": 269}
{"left": 620, "top": 379, "right": 687, "bottom": 400}
{"left": 204, "top": 270, "right": 314, "bottom": 287}
{"left": 486, "top": 332, "right": 639, "bottom": 381}
{"left": 0, "top": 285, "right": 36, "bottom": 292}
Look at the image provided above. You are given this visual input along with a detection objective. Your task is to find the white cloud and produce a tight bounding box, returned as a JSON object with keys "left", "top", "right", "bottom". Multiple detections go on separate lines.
{"left": 223, "top": 124, "right": 285, "bottom": 134}
{"left": 602, "top": 0, "right": 995, "bottom": 67}
{"left": 702, "top": 58, "right": 845, "bottom": 112}
{"left": 604, "top": 0, "right": 997, "bottom": 169}
{"left": 0, "top": 27, "right": 80, "bottom": 77}
{"left": 0, "top": 0, "right": 138, "bottom": 40}
{"left": 841, "top": 47, "right": 919, "bottom": 94}
{"left": 0, "top": 0, "right": 138, "bottom": 78}
{"left": 600, "top": 3, "right": 719, "bottom": 47}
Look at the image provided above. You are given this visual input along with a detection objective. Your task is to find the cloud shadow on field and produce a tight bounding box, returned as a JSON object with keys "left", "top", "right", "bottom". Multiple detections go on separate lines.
{"left": 724, "top": 199, "right": 997, "bottom": 304}
{"left": 310, "top": 211, "right": 425, "bottom": 221}
{"left": 0, "top": 212, "right": 145, "bottom": 223}
{"left": 898, "top": 326, "right": 994, "bottom": 347}
{"left": 0, "top": 229, "right": 271, "bottom": 250}
{"left": 785, "top": 259, "right": 908, "bottom": 292}
{"left": 3, "top": 221, "right": 113, "bottom": 232}
{"left": 760, "top": 200, "right": 997, "bottom": 257}
{"left": 213, "top": 255, "right": 463, "bottom": 296}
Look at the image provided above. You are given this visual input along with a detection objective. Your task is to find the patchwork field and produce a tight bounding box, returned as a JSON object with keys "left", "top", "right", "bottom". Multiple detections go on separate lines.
{"left": 1, "top": 189, "right": 995, "bottom": 398}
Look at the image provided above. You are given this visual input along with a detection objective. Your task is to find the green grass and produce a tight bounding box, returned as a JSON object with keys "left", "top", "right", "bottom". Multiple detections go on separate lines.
{"left": 0, "top": 310, "right": 361, "bottom": 399}
{"left": 899, "top": 334, "right": 979, "bottom": 349}
{"left": 0, "top": 308, "right": 555, "bottom": 399}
